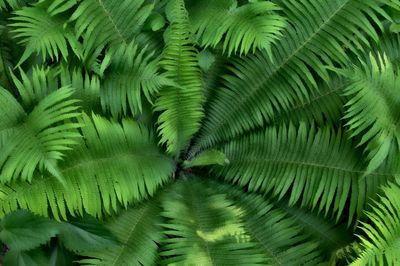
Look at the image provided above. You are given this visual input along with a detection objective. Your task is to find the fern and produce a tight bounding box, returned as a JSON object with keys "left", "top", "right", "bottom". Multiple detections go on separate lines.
{"left": 350, "top": 181, "right": 400, "bottom": 265}
{"left": 192, "top": 0, "right": 389, "bottom": 152}
{"left": 340, "top": 53, "right": 400, "bottom": 174}
{"left": 0, "top": 86, "right": 81, "bottom": 183}
{"left": 154, "top": 0, "right": 204, "bottom": 156}
{"left": 186, "top": 0, "right": 286, "bottom": 56}
{"left": 1, "top": 0, "right": 400, "bottom": 264}
{"left": 210, "top": 123, "right": 393, "bottom": 221}
{"left": 99, "top": 41, "right": 171, "bottom": 118}
{"left": 70, "top": 0, "right": 153, "bottom": 62}
{"left": 0, "top": 113, "right": 175, "bottom": 219}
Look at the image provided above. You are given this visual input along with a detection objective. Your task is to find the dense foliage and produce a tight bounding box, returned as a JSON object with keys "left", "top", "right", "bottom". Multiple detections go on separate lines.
{"left": 0, "top": 0, "right": 400, "bottom": 265}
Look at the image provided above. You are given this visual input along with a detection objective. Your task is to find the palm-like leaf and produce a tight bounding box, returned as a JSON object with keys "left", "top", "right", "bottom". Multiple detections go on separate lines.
{"left": 0, "top": 113, "right": 175, "bottom": 219}
{"left": 192, "top": 0, "right": 389, "bottom": 152}
{"left": 350, "top": 181, "right": 400, "bottom": 265}
{"left": 340, "top": 53, "right": 400, "bottom": 174}
{"left": 154, "top": 0, "right": 204, "bottom": 156}
{"left": 186, "top": 0, "right": 286, "bottom": 56}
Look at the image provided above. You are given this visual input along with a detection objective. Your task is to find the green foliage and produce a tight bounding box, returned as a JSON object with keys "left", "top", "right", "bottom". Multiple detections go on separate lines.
{"left": 341, "top": 53, "right": 400, "bottom": 174}
{"left": 79, "top": 199, "right": 163, "bottom": 266}
{"left": 0, "top": 113, "right": 174, "bottom": 219}
{"left": 0, "top": 0, "right": 399, "bottom": 265}
{"left": 351, "top": 181, "right": 400, "bottom": 265}
{"left": 154, "top": 0, "right": 204, "bottom": 156}
{"left": 186, "top": 0, "right": 286, "bottom": 56}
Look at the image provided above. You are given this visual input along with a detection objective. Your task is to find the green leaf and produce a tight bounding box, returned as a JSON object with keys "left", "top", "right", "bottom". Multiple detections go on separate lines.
{"left": 0, "top": 210, "right": 59, "bottom": 251}
{"left": 3, "top": 249, "right": 48, "bottom": 266}
{"left": 183, "top": 149, "right": 229, "bottom": 168}
{"left": 59, "top": 215, "right": 118, "bottom": 254}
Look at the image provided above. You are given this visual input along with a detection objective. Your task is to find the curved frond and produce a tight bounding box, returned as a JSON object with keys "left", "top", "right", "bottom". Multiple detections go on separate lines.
{"left": 10, "top": 4, "right": 78, "bottom": 66}
{"left": 341, "top": 53, "right": 400, "bottom": 174}
{"left": 192, "top": 0, "right": 389, "bottom": 152}
{"left": 187, "top": 0, "right": 286, "bottom": 56}
{"left": 70, "top": 0, "right": 153, "bottom": 61}
{"left": 79, "top": 199, "right": 163, "bottom": 266}
{"left": 154, "top": 0, "right": 204, "bottom": 156}
{"left": 350, "top": 182, "right": 400, "bottom": 266}
{"left": 210, "top": 123, "right": 393, "bottom": 221}
{"left": 0, "top": 86, "right": 81, "bottom": 183}
{"left": 100, "top": 41, "right": 171, "bottom": 118}
{"left": 0, "top": 113, "right": 175, "bottom": 220}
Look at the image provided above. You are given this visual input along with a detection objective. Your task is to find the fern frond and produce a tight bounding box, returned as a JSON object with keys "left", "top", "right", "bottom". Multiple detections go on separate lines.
{"left": 10, "top": 4, "right": 78, "bottom": 66}
{"left": 160, "top": 178, "right": 264, "bottom": 265}
{"left": 187, "top": 0, "right": 286, "bottom": 56}
{"left": 341, "top": 53, "right": 400, "bottom": 174}
{"left": 0, "top": 86, "right": 81, "bottom": 183}
{"left": 79, "top": 199, "right": 163, "bottom": 266}
{"left": 0, "top": 0, "right": 27, "bottom": 10}
{"left": 100, "top": 41, "right": 171, "bottom": 118}
{"left": 192, "top": 0, "right": 389, "bottom": 152}
{"left": 70, "top": 0, "right": 153, "bottom": 62}
{"left": 58, "top": 65, "right": 101, "bottom": 112}
{"left": 350, "top": 182, "right": 400, "bottom": 266}
{"left": 210, "top": 123, "right": 393, "bottom": 221}
{"left": 154, "top": 0, "right": 204, "bottom": 156}
{"left": 270, "top": 75, "right": 347, "bottom": 126}
{"left": 0, "top": 113, "right": 174, "bottom": 220}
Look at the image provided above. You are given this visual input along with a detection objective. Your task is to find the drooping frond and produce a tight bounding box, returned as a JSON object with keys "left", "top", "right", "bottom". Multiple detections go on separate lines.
{"left": 0, "top": 113, "right": 175, "bottom": 220}
{"left": 0, "top": 22, "right": 15, "bottom": 90}
{"left": 10, "top": 3, "right": 79, "bottom": 66}
{"left": 215, "top": 181, "right": 324, "bottom": 265}
{"left": 99, "top": 41, "right": 171, "bottom": 118}
{"left": 350, "top": 182, "right": 400, "bottom": 266}
{"left": 192, "top": 0, "right": 390, "bottom": 152}
{"left": 340, "top": 53, "right": 400, "bottom": 174}
{"left": 79, "top": 199, "right": 163, "bottom": 266}
{"left": 70, "top": 0, "right": 153, "bottom": 61}
{"left": 154, "top": 0, "right": 204, "bottom": 156}
{"left": 0, "top": 86, "right": 81, "bottom": 183}
{"left": 3, "top": 249, "right": 48, "bottom": 266}
{"left": 210, "top": 123, "right": 393, "bottom": 221}
{"left": 186, "top": 0, "right": 286, "bottom": 56}
{"left": 160, "top": 178, "right": 264, "bottom": 265}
